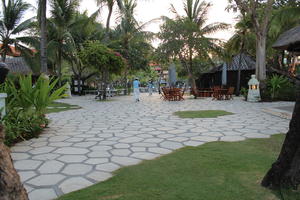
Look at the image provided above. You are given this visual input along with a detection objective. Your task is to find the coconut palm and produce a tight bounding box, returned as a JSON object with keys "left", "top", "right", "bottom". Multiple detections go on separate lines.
{"left": 95, "top": 0, "right": 124, "bottom": 40}
{"left": 38, "top": 0, "right": 48, "bottom": 74}
{"left": 158, "top": 0, "right": 228, "bottom": 91}
{"left": 111, "top": 0, "right": 154, "bottom": 94}
{"left": 48, "top": 0, "right": 79, "bottom": 83}
{"left": 0, "top": 0, "right": 34, "bottom": 62}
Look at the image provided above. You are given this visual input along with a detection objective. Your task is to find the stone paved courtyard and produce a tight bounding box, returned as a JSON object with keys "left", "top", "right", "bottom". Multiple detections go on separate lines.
{"left": 10, "top": 94, "right": 294, "bottom": 200}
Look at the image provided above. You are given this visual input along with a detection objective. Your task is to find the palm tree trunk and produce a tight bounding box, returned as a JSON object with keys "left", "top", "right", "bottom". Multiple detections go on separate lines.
{"left": 262, "top": 76, "right": 300, "bottom": 189}
{"left": 104, "top": 6, "right": 113, "bottom": 42}
{"left": 57, "top": 48, "right": 62, "bottom": 86}
{"left": 0, "top": 126, "right": 28, "bottom": 200}
{"left": 39, "top": 0, "right": 48, "bottom": 74}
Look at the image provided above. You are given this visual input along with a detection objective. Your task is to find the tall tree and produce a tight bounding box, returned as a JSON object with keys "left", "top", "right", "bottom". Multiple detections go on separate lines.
{"left": 228, "top": 0, "right": 275, "bottom": 82}
{"left": 48, "top": 0, "right": 78, "bottom": 83}
{"left": 158, "top": 0, "right": 228, "bottom": 92}
{"left": 38, "top": 0, "right": 48, "bottom": 74}
{"left": 96, "top": 0, "right": 124, "bottom": 40}
{"left": 0, "top": 0, "right": 34, "bottom": 62}
{"left": 111, "top": 0, "right": 153, "bottom": 94}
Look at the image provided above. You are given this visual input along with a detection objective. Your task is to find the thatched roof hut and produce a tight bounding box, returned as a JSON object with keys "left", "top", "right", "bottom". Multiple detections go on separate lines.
{"left": 5, "top": 57, "right": 32, "bottom": 74}
{"left": 272, "top": 25, "right": 300, "bottom": 52}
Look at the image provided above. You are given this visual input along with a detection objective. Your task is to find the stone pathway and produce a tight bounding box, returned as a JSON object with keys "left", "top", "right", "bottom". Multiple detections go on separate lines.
{"left": 11, "top": 94, "right": 293, "bottom": 200}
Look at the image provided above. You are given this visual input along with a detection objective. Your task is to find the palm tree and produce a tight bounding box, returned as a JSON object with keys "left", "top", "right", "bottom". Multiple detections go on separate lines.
{"left": 112, "top": 0, "right": 154, "bottom": 94}
{"left": 159, "top": 0, "right": 228, "bottom": 91}
{"left": 48, "top": 0, "right": 79, "bottom": 84}
{"left": 0, "top": 0, "right": 34, "bottom": 62}
{"left": 38, "top": 0, "right": 48, "bottom": 74}
{"left": 95, "top": 0, "right": 124, "bottom": 40}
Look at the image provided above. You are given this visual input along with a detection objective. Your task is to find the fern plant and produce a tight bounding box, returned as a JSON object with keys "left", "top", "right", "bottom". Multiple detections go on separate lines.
{"left": 267, "top": 75, "right": 289, "bottom": 100}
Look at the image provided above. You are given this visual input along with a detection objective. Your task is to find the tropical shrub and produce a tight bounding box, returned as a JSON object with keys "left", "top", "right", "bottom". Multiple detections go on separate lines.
{"left": 267, "top": 75, "right": 289, "bottom": 100}
{"left": 0, "top": 74, "right": 67, "bottom": 145}
{"left": 2, "top": 108, "right": 48, "bottom": 146}
{"left": 240, "top": 87, "right": 248, "bottom": 100}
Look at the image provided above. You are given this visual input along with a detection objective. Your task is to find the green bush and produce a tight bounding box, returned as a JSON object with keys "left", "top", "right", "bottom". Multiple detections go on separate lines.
{"left": 264, "top": 74, "right": 296, "bottom": 101}
{"left": 240, "top": 87, "right": 248, "bottom": 100}
{"left": 267, "top": 75, "right": 289, "bottom": 100}
{"left": 0, "top": 74, "right": 67, "bottom": 145}
{"left": 3, "top": 108, "right": 48, "bottom": 146}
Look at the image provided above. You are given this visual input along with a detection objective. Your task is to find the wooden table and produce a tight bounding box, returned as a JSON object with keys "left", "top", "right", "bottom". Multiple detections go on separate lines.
{"left": 212, "top": 89, "right": 228, "bottom": 100}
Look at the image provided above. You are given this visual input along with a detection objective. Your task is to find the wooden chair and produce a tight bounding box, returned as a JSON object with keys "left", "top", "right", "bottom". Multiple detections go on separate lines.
{"left": 225, "top": 87, "right": 235, "bottom": 100}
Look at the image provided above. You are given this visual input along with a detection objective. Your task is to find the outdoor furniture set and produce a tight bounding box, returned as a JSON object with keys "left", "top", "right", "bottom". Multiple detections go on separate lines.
{"left": 161, "top": 87, "right": 185, "bottom": 101}
{"left": 191, "top": 86, "right": 235, "bottom": 100}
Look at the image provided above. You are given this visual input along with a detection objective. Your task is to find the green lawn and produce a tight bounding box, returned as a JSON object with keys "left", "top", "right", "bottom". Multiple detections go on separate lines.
{"left": 46, "top": 102, "right": 81, "bottom": 114}
{"left": 57, "top": 134, "right": 299, "bottom": 200}
{"left": 174, "top": 110, "right": 233, "bottom": 118}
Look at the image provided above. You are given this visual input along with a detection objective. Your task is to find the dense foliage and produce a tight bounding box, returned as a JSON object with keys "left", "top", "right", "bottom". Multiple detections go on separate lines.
{"left": 0, "top": 75, "right": 66, "bottom": 145}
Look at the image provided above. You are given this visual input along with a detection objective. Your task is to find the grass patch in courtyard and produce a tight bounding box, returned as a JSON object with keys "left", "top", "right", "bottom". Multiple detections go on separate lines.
{"left": 57, "top": 134, "right": 299, "bottom": 200}
{"left": 174, "top": 110, "right": 233, "bottom": 118}
{"left": 46, "top": 102, "right": 81, "bottom": 113}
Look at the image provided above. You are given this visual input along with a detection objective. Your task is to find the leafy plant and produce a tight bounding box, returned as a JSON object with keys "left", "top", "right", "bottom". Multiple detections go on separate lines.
{"left": 267, "top": 75, "right": 289, "bottom": 100}
{"left": 240, "top": 87, "right": 248, "bottom": 100}
{"left": 33, "top": 76, "right": 67, "bottom": 115}
{"left": 2, "top": 108, "right": 48, "bottom": 146}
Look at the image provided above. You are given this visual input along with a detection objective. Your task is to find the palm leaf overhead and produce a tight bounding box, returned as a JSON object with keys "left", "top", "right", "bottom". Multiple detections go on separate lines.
{"left": 159, "top": 0, "right": 229, "bottom": 91}
{"left": 0, "top": 0, "right": 33, "bottom": 62}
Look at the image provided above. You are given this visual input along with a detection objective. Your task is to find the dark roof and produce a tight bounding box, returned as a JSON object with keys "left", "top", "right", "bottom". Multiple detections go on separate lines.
{"left": 208, "top": 53, "right": 255, "bottom": 73}
{"left": 5, "top": 57, "right": 32, "bottom": 74}
{"left": 272, "top": 25, "right": 300, "bottom": 52}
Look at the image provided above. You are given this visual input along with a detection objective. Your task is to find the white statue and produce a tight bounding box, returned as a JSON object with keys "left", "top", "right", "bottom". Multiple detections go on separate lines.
{"left": 247, "top": 75, "right": 261, "bottom": 102}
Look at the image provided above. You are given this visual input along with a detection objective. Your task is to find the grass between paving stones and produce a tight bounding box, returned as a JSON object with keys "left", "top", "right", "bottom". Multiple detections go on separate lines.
{"left": 46, "top": 102, "right": 81, "bottom": 114}
{"left": 174, "top": 110, "right": 233, "bottom": 118}
{"left": 57, "top": 134, "right": 300, "bottom": 200}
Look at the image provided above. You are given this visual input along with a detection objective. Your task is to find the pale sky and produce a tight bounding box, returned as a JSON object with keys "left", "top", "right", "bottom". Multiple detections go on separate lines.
{"left": 24, "top": 0, "right": 238, "bottom": 46}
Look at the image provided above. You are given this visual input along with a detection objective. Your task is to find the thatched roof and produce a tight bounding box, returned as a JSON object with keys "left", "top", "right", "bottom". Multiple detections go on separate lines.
{"left": 272, "top": 25, "right": 300, "bottom": 52}
{"left": 5, "top": 57, "right": 32, "bottom": 74}
{"left": 208, "top": 53, "right": 255, "bottom": 73}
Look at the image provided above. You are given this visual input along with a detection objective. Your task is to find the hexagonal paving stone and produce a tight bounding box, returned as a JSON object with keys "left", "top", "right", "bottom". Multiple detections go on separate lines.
{"left": 88, "top": 151, "right": 111, "bottom": 158}
{"left": 14, "top": 160, "right": 42, "bottom": 170}
{"left": 119, "top": 137, "right": 143, "bottom": 143}
{"left": 131, "top": 152, "right": 159, "bottom": 160}
{"left": 84, "top": 158, "right": 109, "bottom": 165}
{"left": 74, "top": 142, "right": 97, "bottom": 148}
{"left": 62, "top": 164, "right": 93, "bottom": 175}
{"left": 56, "top": 154, "right": 86, "bottom": 163}
{"left": 87, "top": 171, "right": 112, "bottom": 182}
{"left": 190, "top": 136, "right": 219, "bottom": 142}
{"left": 110, "top": 149, "right": 131, "bottom": 156}
{"left": 111, "top": 156, "right": 141, "bottom": 166}
{"left": 114, "top": 143, "right": 130, "bottom": 148}
{"left": 148, "top": 147, "right": 172, "bottom": 154}
{"left": 29, "top": 146, "right": 56, "bottom": 155}
{"left": 160, "top": 141, "right": 183, "bottom": 150}
{"left": 38, "top": 160, "right": 64, "bottom": 174}
{"left": 49, "top": 136, "right": 70, "bottom": 142}
{"left": 30, "top": 142, "right": 48, "bottom": 148}
{"left": 31, "top": 153, "right": 60, "bottom": 161}
{"left": 96, "top": 163, "right": 120, "bottom": 172}
{"left": 11, "top": 146, "right": 32, "bottom": 152}
{"left": 90, "top": 146, "right": 112, "bottom": 151}
{"left": 54, "top": 147, "right": 89, "bottom": 155}
{"left": 18, "top": 171, "right": 37, "bottom": 182}
{"left": 27, "top": 174, "right": 65, "bottom": 186}
{"left": 28, "top": 188, "right": 57, "bottom": 200}
{"left": 59, "top": 177, "right": 93, "bottom": 194}
{"left": 183, "top": 141, "right": 204, "bottom": 147}
{"left": 10, "top": 153, "right": 30, "bottom": 160}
